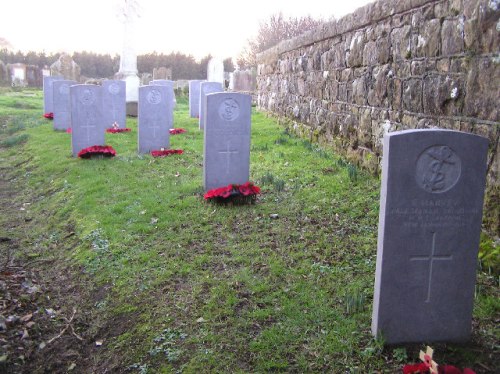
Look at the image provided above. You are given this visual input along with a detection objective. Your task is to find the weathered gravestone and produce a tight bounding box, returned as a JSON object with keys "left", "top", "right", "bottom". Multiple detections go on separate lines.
{"left": 230, "top": 68, "right": 257, "bottom": 92}
{"left": 372, "top": 129, "right": 489, "bottom": 343}
{"left": 50, "top": 53, "right": 81, "bottom": 81}
{"left": 43, "top": 76, "right": 63, "bottom": 114}
{"left": 199, "top": 82, "right": 223, "bottom": 130}
{"left": 102, "top": 80, "right": 126, "bottom": 129}
{"left": 207, "top": 57, "right": 224, "bottom": 86}
{"left": 53, "top": 80, "right": 76, "bottom": 131}
{"left": 203, "top": 92, "right": 252, "bottom": 191}
{"left": 153, "top": 67, "right": 172, "bottom": 80}
{"left": 189, "top": 80, "right": 204, "bottom": 118}
{"left": 138, "top": 85, "right": 172, "bottom": 154}
{"left": 71, "top": 84, "right": 104, "bottom": 157}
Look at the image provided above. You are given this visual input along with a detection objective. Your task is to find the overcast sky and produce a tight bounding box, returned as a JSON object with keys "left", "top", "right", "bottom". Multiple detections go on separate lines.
{"left": 1, "top": 0, "right": 374, "bottom": 61}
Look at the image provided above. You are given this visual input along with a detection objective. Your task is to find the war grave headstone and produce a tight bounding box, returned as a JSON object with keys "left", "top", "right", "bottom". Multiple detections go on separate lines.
{"left": 138, "top": 85, "right": 172, "bottom": 154}
{"left": 102, "top": 80, "right": 126, "bottom": 129}
{"left": 71, "top": 84, "right": 104, "bottom": 157}
{"left": 150, "top": 79, "right": 176, "bottom": 111}
{"left": 189, "top": 80, "right": 204, "bottom": 118}
{"left": 53, "top": 80, "right": 76, "bottom": 131}
{"left": 199, "top": 81, "right": 223, "bottom": 130}
{"left": 203, "top": 92, "right": 252, "bottom": 191}
{"left": 43, "top": 76, "right": 63, "bottom": 114}
{"left": 372, "top": 129, "right": 489, "bottom": 344}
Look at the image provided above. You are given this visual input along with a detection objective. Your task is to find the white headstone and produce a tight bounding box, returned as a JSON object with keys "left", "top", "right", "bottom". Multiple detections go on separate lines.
{"left": 203, "top": 92, "right": 252, "bottom": 191}
{"left": 199, "top": 82, "right": 223, "bottom": 130}
{"left": 71, "top": 84, "right": 104, "bottom": 157}
{"left": 189, "top": 80, "right": 204, "bottom": 118}
{"left": 138, "top": 85, "right": 172, "bottom": 154}
{"left": 372, "top": 129, "right": 489, "bottom": 343}
{"left": 207, "top": 57, "right": 224, "bottom": 86}
{"left": 43, "top": 76, "right": 63, "bottom": 114}
{"left": 53, "top": 80, "right": 76, "bottom": 131}
{"left": 102, "top": 80, "right": 126, "bottom": 129}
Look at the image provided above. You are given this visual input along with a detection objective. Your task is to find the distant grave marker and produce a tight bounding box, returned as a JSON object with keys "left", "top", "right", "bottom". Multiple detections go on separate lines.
{"left": 138, "top": 85, "right": 172, "bottom": 154}
{"left": 71, "top": 84, "right": 104, "bottom": 156}
{"left": 189, "top": 80, "right": 204, "bottom": 118}
{"left": 102, "top": 80, "right": 126, "bottom": 129}
{"left": 199, "top": 82, "right": 223, "bottom": 130}
{"left": 53, "top": 80, "right": 76, "bottom": 131}
{"left": 43, "top": 76, "right": 63, "bottom": 114}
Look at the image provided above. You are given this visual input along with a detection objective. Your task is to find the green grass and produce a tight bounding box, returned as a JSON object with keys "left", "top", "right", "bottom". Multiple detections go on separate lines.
{"left": 0, "top": 88, "right": 498, "bottom": 373}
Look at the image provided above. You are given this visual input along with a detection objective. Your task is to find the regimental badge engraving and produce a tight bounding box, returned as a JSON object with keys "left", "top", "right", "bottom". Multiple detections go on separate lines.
{"left": 108, "top": 83, "right": 120, "bottom": 95}
{"left": 218, "top": 98, "right": 240, "bottom": 121}
{"left": 147, "top": 89, "right": 162, "bottom": 105}
{"left": 59, "top": 84, "right": 70, "bottom": 95}
{"left": 416, "top": 145, "right": 461, "bottom": 193}
{"left": 80, "top": 89, "right": 95, "bottom": 106}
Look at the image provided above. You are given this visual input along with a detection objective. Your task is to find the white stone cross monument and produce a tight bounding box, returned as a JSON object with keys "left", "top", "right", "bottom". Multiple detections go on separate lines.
{"left": 115, "top": 0, "right": 141, "bottom": 116}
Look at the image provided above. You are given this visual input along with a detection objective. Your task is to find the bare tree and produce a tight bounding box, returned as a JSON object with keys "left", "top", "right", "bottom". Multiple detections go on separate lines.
{"left": 237, "top": 13, "right": 324, "bottom": 69}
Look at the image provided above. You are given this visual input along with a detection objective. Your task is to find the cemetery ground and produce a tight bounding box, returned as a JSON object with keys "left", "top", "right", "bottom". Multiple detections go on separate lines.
{"left": 0, "top": 87, "right": 498, "bottom": 373}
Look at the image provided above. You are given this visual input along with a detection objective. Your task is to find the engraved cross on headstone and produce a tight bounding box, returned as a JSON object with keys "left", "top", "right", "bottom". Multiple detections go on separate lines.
{"left": 148, "top": 115, "right": 161, "bottom": 138}
{"left": 218, "top": 142, "right": 239, "bottom": 175}
{"left": 410, "top": 232, "right": 453, "bottom": 303}
{"left": 81, "top": 111, "right": 96, "bottom": 143}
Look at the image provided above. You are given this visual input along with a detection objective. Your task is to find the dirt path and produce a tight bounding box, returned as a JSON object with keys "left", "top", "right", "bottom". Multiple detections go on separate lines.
{"left": 0, "top": 159, "right": 96, "bottom": 373}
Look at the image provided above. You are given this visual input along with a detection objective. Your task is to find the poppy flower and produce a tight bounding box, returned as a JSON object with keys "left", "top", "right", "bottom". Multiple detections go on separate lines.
{"left": 77, "top": 145, "right": 116, "bottom": 159}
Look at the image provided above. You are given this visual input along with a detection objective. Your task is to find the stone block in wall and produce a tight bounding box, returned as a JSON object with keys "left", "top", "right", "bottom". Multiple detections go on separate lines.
{"left": 441, "top": 19, "right": 465, "bottom": 56}
{"left": 464, "top": 58, "right": 499, "bottom": 122}
{"left": 479, "top": 1, "right": 500, "bottom": 53}
{"left": 352, "top": 75, "right": 368, "bottom": 106}
{"left": 415, "top": 18, "right": 441, "bottom": 57}
{"left": 392, "top": 78, "right": 403, "bottom": 111}
{"left": 423, "top": 74, "right": 464, "bottom": 116}
{"left": 324, "top": 80, "right": 338, "bottom": 101}
{"left": 464, "top": 0, "right": 499, "bottom": 53}
{"left": 436, "top": 58, "right": 450, "bottom": 73}
{"left": 393, "top": 60, "right": 411, "bottom": 78}
{"left": 391, "top": 25, "right": 412, "bottom": 61}
{"left": 368, "top": 64, "right": 392, "bottom": 107}
{"left": 403, "top": 78, "right": 423, "bottom": 112}
{"left": 363, "top": 37, "right": 391, "bottom": 66}
{"left": 347, "top": 32, "right": 366, "bottom": 67}
{"left": 358, "top": 108, "right": 373, "bottom": 148}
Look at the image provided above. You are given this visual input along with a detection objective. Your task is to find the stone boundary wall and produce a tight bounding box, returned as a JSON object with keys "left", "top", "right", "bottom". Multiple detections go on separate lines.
{"left": 256, "top": 0, "right": 499, "bottom": 235}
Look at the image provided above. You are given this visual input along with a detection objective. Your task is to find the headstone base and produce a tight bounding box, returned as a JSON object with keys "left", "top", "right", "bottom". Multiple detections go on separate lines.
{"left": 126, "top": 102, "right": 138, "bottom": 117}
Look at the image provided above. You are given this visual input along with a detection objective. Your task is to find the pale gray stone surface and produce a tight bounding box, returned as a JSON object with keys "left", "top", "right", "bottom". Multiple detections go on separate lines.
{"left": 203, "top": 92, "right": 252, "bottom": 191}
{"left": 138, "top": 85, "right": 172, "bottom": 154}
{"left": 150, "top": 79, "right": 176, "bottom": 112}
{"left": 189, "top": 80, "right": 204, "bottom": 118}
{"left": 43, "top": 76, "right": 63, "bottom": 114}
{"left": 71, "top": 84, "right": 104, "bottom": 157}
{"left": 102, "top": 80, "right": 126, "bottom": 128}
{"left": 199, "top": 82, "right": 223, "bottom": 130}
{"left": 53, "top": 80, "right": 76, "bottom": 130}
{"left": 372, "top": 129, "right": 489, "bottom": 343}
{"left": 207, "top": 57, "right": 224, "bottom": 85}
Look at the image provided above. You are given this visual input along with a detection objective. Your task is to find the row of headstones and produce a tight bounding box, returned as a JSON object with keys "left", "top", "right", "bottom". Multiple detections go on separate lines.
{"left": 198, "top": 84, "right": 490, "bottom": 345}
{"left": 44, "top": 77, "right": 490, "bottom": 345}
{"left": 184, "top": 78, "right": 492, "bottom": 345}
{"left": 43, "top": 77, "right": 181, "bottom": 156}
{"left": 44, "top": 76, "right": 252, "bottom": 192}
